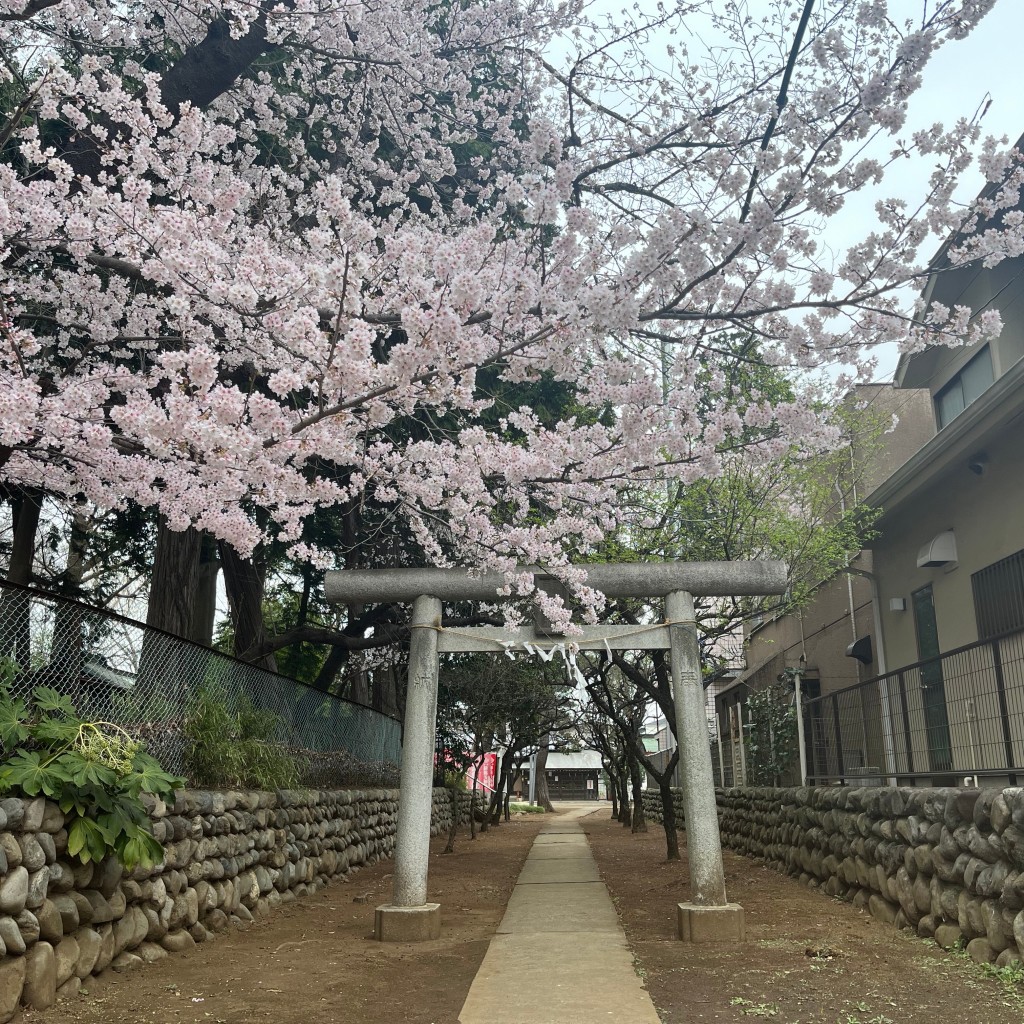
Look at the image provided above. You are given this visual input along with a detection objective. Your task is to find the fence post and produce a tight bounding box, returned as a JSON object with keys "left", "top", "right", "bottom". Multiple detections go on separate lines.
{"left": 727, "top": 706, "right": 738, "bottom": 785}
{"left": 877, "top": 673, "right": 899, "bottom": 786}
{"left": 965, "top": 698, "right": 980, "bottom": 785}
{"left": 716, "top": 720, "right": 726, "bottom": 788}
{"left": 794, "top": 669, "right": 808, "bottom": 786}
{"left": 832, "top": 694, "right": 845, "bottom": 781}
{"left": 897, "top": 670, "right": 914, "bottom": 778}
{"left": 992, "top": 641, "right": 1017, "bottom": 785}
{"left": 736, "top": 700, "right": 747, "bottom": 786}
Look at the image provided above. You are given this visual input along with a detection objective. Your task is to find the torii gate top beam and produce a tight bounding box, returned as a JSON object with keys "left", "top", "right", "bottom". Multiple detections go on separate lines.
{"left": 325, "top": 560, "right": 787, "bottom": 605}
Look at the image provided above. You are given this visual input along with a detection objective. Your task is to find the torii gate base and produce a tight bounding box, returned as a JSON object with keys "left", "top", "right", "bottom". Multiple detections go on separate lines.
{"left": 324, "top": 561, "right": 786, "bottom": 944}
{"left": 375, "top": 902, "right": 441, "bottom": 942}
{"left": 678, "top": 903, "right": 746, "bottom": 942}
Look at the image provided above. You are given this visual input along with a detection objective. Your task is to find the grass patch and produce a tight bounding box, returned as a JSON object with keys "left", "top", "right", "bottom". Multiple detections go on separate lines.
{"left": 980, "top": 960, "right": 1024, "bottom": 1005}
{"left": 509, "top": 802, "right": 546, "bottom": 814}
{"left": 729, "top": 996, "right": 779, "bottom": 1018}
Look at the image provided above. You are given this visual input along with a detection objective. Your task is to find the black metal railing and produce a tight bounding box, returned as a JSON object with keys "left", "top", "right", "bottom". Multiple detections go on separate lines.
{"left": 0, "top": 580, "right": 402, "bottom": 786}
{"left": 803, "top": 626, "right": 1024, "bottom": 785}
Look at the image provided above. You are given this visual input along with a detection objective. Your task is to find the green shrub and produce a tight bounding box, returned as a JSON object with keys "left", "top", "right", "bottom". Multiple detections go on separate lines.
{"left": 184, "top": 688, "right": 299, "bottom": 790}
{"left": 0, "top": 675, "right": 182, "bottom": 870}
{"left": 509, "top": 802, "right": 546, "bottom": 814}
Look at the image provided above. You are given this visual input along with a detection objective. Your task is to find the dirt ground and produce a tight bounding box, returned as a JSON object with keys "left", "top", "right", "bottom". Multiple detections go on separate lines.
{"left": 28, "top": 815, "right": 544, "bottom": 1024}
{"left": 583, "top": 809, "right": 1024, "bottom": 1024}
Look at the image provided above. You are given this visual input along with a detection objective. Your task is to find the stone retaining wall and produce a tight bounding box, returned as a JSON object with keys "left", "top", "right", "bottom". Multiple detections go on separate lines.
{"left": 642, "top": 785, "right": 1024, "bottom": 966}
{"left": 0, "top": 787, "right": 477, "bottom": 1018}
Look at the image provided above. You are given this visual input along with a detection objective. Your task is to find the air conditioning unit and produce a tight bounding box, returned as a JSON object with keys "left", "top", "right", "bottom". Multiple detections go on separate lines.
{"left": 845, "top": 767, "right": 882, "bottom": 787}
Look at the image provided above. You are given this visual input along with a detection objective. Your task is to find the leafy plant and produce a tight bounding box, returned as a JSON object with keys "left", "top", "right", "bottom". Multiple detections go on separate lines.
{"left": 0, "top": 678, "right": 182, "bottom": 870}
{"left": 183, "top": 687, "right": 299, "bottom": 790}
{"left": 980, "top": 959, "right": 1024, "bottom": 1002}
{"left": 745, "top": 678, "right": 798, "bottom": 786}
{"left": 0, "top": 657, "right": 17, "bottom": 688}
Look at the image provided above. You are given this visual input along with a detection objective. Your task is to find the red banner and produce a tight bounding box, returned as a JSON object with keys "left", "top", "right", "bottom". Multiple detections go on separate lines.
{"left": 468, "top": 752, "right": 497, "bottom": 793}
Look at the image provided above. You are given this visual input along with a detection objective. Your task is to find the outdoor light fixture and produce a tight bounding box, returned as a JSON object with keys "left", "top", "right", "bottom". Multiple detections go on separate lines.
{"left": 967, "top": 452, "right": 988, "bottom": 476}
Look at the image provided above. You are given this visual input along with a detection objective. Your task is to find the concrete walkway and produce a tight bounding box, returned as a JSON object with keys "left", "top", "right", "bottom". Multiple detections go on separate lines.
{"left": 458, "top": 804, "right": 661, "bottom": 1024}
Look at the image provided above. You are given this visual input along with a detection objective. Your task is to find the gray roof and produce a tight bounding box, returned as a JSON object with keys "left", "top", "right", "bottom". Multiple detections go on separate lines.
{"left": 545, "top": 751, "right": 603, "bottom": 770}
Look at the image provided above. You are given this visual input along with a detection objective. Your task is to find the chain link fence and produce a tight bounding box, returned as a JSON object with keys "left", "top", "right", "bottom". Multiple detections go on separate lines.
{"left": 0, "top": 580, "right": 401, "bottom": 787}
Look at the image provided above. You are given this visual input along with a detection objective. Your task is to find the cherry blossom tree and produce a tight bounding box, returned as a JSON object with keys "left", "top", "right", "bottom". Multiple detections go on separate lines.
{"left": 1, "top": 0, "right": 1021, "bottom": 623}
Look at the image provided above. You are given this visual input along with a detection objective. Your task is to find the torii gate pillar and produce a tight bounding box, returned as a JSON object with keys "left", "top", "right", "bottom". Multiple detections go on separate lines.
{"left": 374, "top": 595, "right": 443, "bottom": 942}
{"left": 668, "top": 590, "right": 746, "bottom": 943}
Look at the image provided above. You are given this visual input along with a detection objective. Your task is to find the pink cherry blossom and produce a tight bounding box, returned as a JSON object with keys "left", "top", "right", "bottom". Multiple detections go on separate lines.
{"left": 1, "top": 0, "right": 1021, "bottom": 605}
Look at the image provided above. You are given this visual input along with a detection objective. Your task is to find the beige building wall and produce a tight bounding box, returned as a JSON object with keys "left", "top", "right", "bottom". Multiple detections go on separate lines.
{"left": 873, "top": 423, "right": 1024, "bottom": 663}
{"left": 848, "top": 384, "right": 936, "bottom": 496}
{"left": 869, "top": 417, "right": 1024, "bottom": 779}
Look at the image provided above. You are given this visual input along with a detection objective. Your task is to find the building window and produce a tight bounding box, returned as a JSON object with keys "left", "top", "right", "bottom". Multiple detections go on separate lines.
{"left": 972, "top": 549, "right": 1024, "bottom": 640}
{"left": 935, "top": 346, "right": 993, "bottom": 429}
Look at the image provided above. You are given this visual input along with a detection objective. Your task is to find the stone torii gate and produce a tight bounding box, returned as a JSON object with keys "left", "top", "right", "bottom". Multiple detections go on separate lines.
{"left": 325, "top": 560, "right": 786, "bottom": 943}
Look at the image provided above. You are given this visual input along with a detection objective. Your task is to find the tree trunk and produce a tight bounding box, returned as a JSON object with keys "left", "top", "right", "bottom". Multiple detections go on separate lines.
{"left": 219, "top": 540, "right": 277, "bottom": 672}
{"left": 477, "top": 749, "right": 492, "bottom": 833}
{"left": 346, "top": 666, "right": 370, "bottom": 705}
{"left": 629, "top": 752, "right": 647, "bottom": 834}
{"left": 189, "top": 532, "right": 219, "bottom": 647}
{"left": 486, "top": 771, "right": 503, "bottom": 826}
{"left": 312, "top": 643, "right": 347, "bottom": 693}
{"left": 488, "top": 747, "right": 515, "bottom": 826}
{"left": 2, "top": 489, "right": 42, "bottom": 666}
{"left": 138, "top": 516, "right": 202, "bottom": 710}
{"left": 618, "top": 772, "right": 631, "bottom": 826}
{"left": 609, "top": 772, "right": 619, "bottom": 819}
{"left": 371, "top": 663, "right": 385, "bottom": 712}
{"left": 7, "top": 489, "right": 40, "bottom": 587}
{"left": 659, "top": 778, "right": 681, "bottom": 860}
{"left": 381, "top": 666, "right": 400, "bottom": 718}
{"left": 587, "top": 670, "right": 679, "bottom": 858}
{"left": 534, "top": 733, "right": 555, "bottom": 813}
{"left": 469, "top": 770, "right": 478, "bottom": 840}
{"left": 443, "top": 785, "right": 459, "bottom": 854}
{"left": 50, "top": 511, "right": 90, "bottom": 691}
{"left": 146, "top": 516, "right": 201, "bottom": 637}
{"left": 504, "top": 770, "right": 515, "bottom": 822}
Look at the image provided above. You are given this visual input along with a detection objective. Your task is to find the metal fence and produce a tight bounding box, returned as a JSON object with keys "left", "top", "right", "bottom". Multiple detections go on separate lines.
{"left": 804, "top": 625, "right": 1024, "bottom": 786}
{"left": 0, "top": 580, "right": 402, "bottom": 786}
